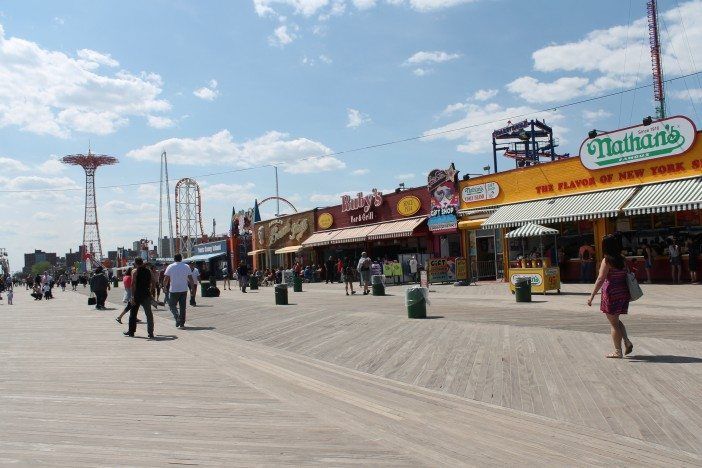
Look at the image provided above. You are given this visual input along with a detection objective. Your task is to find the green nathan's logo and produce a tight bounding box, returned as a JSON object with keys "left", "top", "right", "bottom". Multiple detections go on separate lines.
{"left": 579, "top": 116, "right": 696, "bottom": 171}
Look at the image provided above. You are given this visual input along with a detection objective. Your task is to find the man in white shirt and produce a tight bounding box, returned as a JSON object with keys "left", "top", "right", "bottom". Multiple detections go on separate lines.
{"left": 189, "top": 264, "right": 200, "bottom": 306}
{"left": 164, "top": 254, "right": 194, "bottom": 329}
{"left": 409, "top": 256, "right": 418, "bottom": 283}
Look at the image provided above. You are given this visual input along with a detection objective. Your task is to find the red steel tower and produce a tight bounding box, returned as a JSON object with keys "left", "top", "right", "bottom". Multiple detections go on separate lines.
{"left": 647, "top": 0, "right": 666, "bottom": 119}
{"left": 62, "top": 150, "right": 118, "bottom": 267}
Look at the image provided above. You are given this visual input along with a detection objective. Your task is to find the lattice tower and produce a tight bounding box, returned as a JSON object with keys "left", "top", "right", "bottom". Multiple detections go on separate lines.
{"left": 175, "top": 178, "right": 205, "bottom": 257}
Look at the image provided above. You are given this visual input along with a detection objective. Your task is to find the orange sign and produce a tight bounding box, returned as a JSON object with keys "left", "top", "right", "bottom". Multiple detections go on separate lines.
{"left": 397, "top": 195, "right": 421, "bottom": 216}
{"left": 318, "top": 212, "right": 334, "bottom": 229}
{"left": 459, "top": 130, "right": 702, "bottom": 210}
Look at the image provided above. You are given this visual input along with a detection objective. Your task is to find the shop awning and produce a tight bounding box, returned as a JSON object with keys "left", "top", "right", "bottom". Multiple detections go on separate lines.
{"left": 327, "top": 224, "right": 379, "bottom": 245}
{"left": 184, "top": 252, "right": 227, "bottom": 262}
{"left": 623, "top": 177, "right": 702, "bottom": 215}
{"left": 274, "top": 246, "right": 302, "bottom": 254}
{"left": 367, "top": 217, "right": 426, "bottom": 240}
{"left": 457, "top": 219, "right": 484, "bottom": 230}
{"left": 457, "top": 206, "right": 499, "bottom": 217}
{"left": 506, "top": 223, "right": 559, "bottom": 238}
{"left": 481, "top": 187, "right": 636, "bottom": 229}
{"left": 301, "top": 231, "right": 339, "bottom": 248}
{"left": 247, "top": 249, "right": 265, "bottom": 256}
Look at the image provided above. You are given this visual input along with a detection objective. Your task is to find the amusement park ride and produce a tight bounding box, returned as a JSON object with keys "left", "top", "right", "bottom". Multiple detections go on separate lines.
{"left": 491, "top": 119, "right": 568, "bottom": 172}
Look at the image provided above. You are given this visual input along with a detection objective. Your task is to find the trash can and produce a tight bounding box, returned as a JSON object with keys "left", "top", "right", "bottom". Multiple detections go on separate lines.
{"left": 249, "top": 276, "right": 259, "bottom": 291}
{"left": 200, "top": 281, "right": 207, "bottom": 297}
{"left": 293, "top": 275, "right": 302, "bottom": 292}
{"left": 112, "top": 278, "right": 118, "bottom": 288}
{"left": 406, "top": 287, "right": 427, "bottom": 319}
{"left": 514, "top": 278, "right": 531, "bottom": 303}
{"left": 275, "top": 284, "right": 288, "bottom": 305}
{"left": 371, "top": 274, "right": 384, "bottom": 285}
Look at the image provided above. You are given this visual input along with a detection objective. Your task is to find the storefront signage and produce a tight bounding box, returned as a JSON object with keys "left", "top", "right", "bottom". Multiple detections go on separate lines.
{"left": 342, "top": 189, "right": 383, "bottom": 224}
{"left": 427, "top": 257, "right": 466, "bottom": 283}
{"left": 193, "top": 240, "right": 227, "bottom": 255}
{"left": 397, "top": 196, "right": 421, "bottom": 217}
{"left": 318, "top": 212, "right": 334, "bottom": 229}
{"left": 266, "top": 215, "right": 312, "bottom": 247}
{"left": 428, "top": 163, "right": 459, "bottom": 232}
{"left": 510, "top": 272, "right": 543, "bottom": 286}
{"left": 579, "top": 116, "right": 697, "bottom": 170}
{"left": 461, "top": 182, "right": 500, "bottom": 203}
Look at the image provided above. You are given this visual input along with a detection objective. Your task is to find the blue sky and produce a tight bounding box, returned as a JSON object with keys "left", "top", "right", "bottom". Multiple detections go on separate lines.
{"left": 1, "top": 0, "right": 701, "bottom": 270}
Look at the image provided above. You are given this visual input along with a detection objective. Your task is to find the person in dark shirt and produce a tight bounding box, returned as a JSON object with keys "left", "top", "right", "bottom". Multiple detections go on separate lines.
{"left": 124, "top": 257, "right": 155, "bottom": 339}
{"left": 89, "top": 267, "right": 111, "bottom": 310}
{"left": 325, "top": 256, "right": 335, "bottom": 283}
{"left": 236, "top": 261, "right": 249, "bottom": 293}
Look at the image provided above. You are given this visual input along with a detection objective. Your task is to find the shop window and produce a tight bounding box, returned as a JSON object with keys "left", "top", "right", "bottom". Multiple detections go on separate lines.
{"left": 630, "top": 214, "right": 653, "bottom": 231}
{"left": 577, "top": 220, "right": 594, "bottom": 235}
{"left": 561, "top": 221, "right": 578, "bottom": 236}
{"left": 676, "top": 210, "right": 701, "bottom": 227}
{"left": 653, "top": 212, "right": 675, "bottom": 229}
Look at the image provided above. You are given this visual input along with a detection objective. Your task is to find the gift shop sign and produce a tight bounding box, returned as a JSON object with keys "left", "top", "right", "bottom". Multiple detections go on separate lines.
{"left": 461, "top": 181, "right": 500, "bottom": 203}
{"left": 341, "top": 189, "right": 383, "bottom": 224}
{"left": 579, "top": 116, "right": 696, "bottom": 170}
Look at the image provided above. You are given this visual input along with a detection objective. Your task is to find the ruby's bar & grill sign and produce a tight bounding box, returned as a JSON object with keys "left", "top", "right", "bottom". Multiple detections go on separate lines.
{"left": 580, "top": 116, "right": 697, "bottom": 170}
{"left": 341, "top": 189, "right": 383, "bottom": 224}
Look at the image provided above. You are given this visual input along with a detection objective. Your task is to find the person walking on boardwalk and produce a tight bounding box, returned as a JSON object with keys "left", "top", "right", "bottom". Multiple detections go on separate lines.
{"left": 164, "top": 254, "right": 194, "bottom": 329}
{"left": 123, "top": 258, "right": 155, "bottom": 339}
{"left": 70, "top": 270, "right": 80, "bottom": 290}
{"left": 343, "top": 257, "right": 356, "bottom": 296}
{"left": 222, "top": 266, "right": 231, "bottom": 290}
{"left": 189, "top": 263, "right": 200, "bottom": 306}
{"left": 325, "top": 256, "right": 335, "bottom": 284}
{"left": 237, "top": 261, "right": 249, "bottom": 293}
{"left": 587, "top": 234, "right": 634, "bottom": 359}
{"left": 89, "top": 267, "right": 110, "bottom": 310}
{"left": 357, "top": 252, "right": 372, "bottom": 295}
{"left": 115, "top": 267, "right": 135, "bottom": 324}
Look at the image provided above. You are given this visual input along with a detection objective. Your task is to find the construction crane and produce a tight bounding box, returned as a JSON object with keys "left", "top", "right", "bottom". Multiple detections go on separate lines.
{"left": 647, "top": 0, "right": 665, "bottom": 119}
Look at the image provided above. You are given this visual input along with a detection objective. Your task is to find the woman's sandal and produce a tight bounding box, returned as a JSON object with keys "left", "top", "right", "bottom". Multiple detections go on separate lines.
{"left": 606, "top": 351, "right": 623, "bottom": 359}
{"left": 624, "top": 342, "right": 633, "bottom": 355}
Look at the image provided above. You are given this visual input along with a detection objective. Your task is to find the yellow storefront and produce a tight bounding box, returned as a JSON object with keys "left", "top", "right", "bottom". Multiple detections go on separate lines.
{"left": 457, "top": 116, "right": 702, "bottom": 284}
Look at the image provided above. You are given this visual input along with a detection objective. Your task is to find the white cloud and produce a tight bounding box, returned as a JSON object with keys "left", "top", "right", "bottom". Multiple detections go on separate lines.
{"left": 405, "top": 50, "right": 460, "bottom": 65}
{"left": 147, "top": 115, "right": 176, "bottom": 128}
{"left": 0, "top": 175, "right": 79, "bottom": 191}
{"left": 423, "top": 102, "right": 567, "bottom": 154}
{"left": 52, "top": 17, "right": 65, "bottom": 26}
{"left": 510, "top": 1, "right": 702, "bottom": 104}
{"left": 269, "top": 24, "right": 298, "bottom": 47}
{"left": 346, "top": 108, "right": 371, "bottom": 128}
{"left": 309, "top": 190, "right": 356, "bottom": 204}
{"left": 0, "top": 24, "right": 170, "bottom": 137}
{"left": 318, "top": 54, "right": 332, "bottom": 64}
{"left": 672, "top": 88, "right": 702, "bottom": 102}
{"left": 0, "top": 156, "right": 29, "bottom": 172}
{"left": 473, "top": 88, "right": 498, "bottom": 101}
{"left": 413, "top": 67, "right": 433, "bottom": 77}
{"left": 126, "top": 129, "right": 344, "bottom": 174}
{"left": 36, "top": 157, "right": 65, "bottom": 175}
{"left": 253, "top": 0, "right": 477, "bottom": 17}
{"left": 33, "top": 211, "right": 58, "bottom": 221}
{"left": 439, "top": 102, "right": 467, "bottom": 117}
{"left": 582, "top": 109, "right": 613, "bottom": 126}
{"left": 201, "top": 182, "right": 258, "bottom": 204}
{"left": 396, "top": 173, "right": 415, "bottom": 180}
{"left": 351, "top": 168, "right": 369, "bottom": 175}
{"left": 76, "top": 48, "right": 119, "bottom": 68}
{"left": 352, "top": 0, "right": 377, "bottom": 9}
{"left": 193, "top": 79, "right": 219, "bottom": 101}
{"left": 319, "top": 1, "right": 346, "bottom": 19}
{"left": 395, "top": 0, "right": 477, "bottom": 11}
{"left": 104, "top": 200, "right": 157, "bottom": 215}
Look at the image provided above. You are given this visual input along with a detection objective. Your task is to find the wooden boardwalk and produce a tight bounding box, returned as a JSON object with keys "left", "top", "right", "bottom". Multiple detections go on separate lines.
{"left": 1, "top": 285, "right": 701, "bottom": 465}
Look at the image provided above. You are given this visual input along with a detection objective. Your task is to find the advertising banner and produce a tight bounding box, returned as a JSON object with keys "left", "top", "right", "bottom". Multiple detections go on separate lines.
{"left": 427, "top": 163, "right": 459, "bottom": 232}
{"left": 427, "top": 257, "right": 467, "bottom": 283}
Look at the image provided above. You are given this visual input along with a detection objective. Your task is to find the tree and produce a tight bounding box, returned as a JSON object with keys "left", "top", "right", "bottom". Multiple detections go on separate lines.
{"left": 31, "top": 261, "right": 51, "bottom": 276}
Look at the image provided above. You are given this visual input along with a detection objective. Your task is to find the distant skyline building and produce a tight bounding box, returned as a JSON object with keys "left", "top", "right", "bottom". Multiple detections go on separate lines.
{"left": 23, "top": 249, "right": 58, "bottom": 274}
{"left": 158, "top": 236, "right": 173, "bottom": 259}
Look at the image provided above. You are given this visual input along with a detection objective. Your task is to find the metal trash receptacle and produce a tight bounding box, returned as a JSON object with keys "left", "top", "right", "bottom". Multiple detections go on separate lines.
{"left": 249, "top": 276, "right": 259, "bottom": 290}
{"left": 274, "top": 284, "right": 288, "bottom": 305}
{"left": 406, "top": 287, "right": 427, "bottom": 319}
{"left": 293, "top": 276, "right": 302, "bottom": 292}
{"left": 515, "top": 278, "right": 532, "bottom": 302}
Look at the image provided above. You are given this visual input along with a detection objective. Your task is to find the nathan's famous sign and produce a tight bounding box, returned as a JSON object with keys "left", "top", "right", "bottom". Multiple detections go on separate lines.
{"left": 579, "top": 115, "right": 697, "bottom": 170}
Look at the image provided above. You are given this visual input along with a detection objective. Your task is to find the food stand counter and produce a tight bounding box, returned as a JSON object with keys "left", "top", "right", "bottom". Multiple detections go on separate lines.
{"left": 506, "top": 223, "right": 561, "bottom": 295}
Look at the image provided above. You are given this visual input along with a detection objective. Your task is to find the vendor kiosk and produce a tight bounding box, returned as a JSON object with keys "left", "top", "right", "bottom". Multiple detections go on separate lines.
{"left": 507, "top": 223, "right": 561, "bottom": 294}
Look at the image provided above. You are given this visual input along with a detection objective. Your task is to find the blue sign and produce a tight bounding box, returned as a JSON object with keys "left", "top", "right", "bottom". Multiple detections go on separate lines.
{"left": 193, "top": 240, "right": 227, "bottom": 255}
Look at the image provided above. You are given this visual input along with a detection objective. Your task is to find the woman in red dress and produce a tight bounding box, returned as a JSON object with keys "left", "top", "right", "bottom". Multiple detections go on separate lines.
{"left": 587, "top": 234, "right": 634, "bottom": 358}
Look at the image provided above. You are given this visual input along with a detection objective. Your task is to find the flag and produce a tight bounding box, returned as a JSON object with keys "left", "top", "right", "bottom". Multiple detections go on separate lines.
{"left": 253, "top": 199, "right": 261, "bottom": 223}
{"left": 230, "top": 206, "right": 237, "bottom": 237}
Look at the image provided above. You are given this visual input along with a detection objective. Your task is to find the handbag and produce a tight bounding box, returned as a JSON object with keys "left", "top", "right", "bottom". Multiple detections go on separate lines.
{"left": 626, "top": 267, "right": 643, "bottom": 302}
{"left": 87, "top": 292, "right": 96, "bottom": 306}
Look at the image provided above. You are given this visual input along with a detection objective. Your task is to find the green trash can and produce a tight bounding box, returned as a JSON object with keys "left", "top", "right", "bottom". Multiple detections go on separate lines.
{"left": 514, "top": 278, "right": 531, "bottom": 303}
{"left": 249, "top": 275, "right": 259, "bottom": 291}
{"left": 293, "top": 275, "right": 302, "bottom": 292}
{"left": 372, "top": 283, "right": 385, "bottom": 296}
{"left": 406, "top": 287, "right": 427, "bottom": 319}
{"left": 112, "top": 278, "right": 118, "bottom": 288}
{"left": 199, "top": 281, "right": 207, "bottom": 297}
{"left": 275, "top": 284, "right": 288, "bottom": 305}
